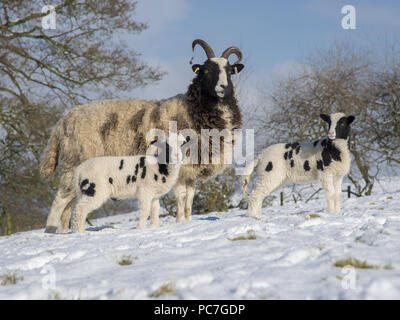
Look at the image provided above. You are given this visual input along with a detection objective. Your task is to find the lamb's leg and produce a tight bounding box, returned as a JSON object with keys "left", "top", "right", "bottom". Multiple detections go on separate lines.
{"left": 45, "top": 189, "right": 74, "bottom": 233}
{"left": 150, "top": 198, "right": 160, "bottom": 227}
{"left": 71, "top": 196, "right": 105, "bottom": 233}
{"left": 184, "top": 182, "right": 196, "bottom": 221}
{"left": 248, "top": 177, "right": 285, "bottom": 217}
{"left": 333, "top": 175, "right": 343, "bottom": 213}
{"left": 173, "top": 183, "right": 186, "bottom": 222}
{"left": 321, "top": 175, "right": 335, "bottom": 214}
{"left": 248, "top": 181, "right": 271, "bottom": 217}
{"left": 137, "top": 194, "right": 152, "bottom": 229}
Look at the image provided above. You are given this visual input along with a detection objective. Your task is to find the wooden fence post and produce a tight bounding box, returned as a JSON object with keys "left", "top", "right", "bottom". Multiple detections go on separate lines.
{"left": 6, "top": 213, "right": 12, "bottom": 236}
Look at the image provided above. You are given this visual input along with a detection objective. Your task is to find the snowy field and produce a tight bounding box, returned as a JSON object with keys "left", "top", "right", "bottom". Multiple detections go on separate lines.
{"left": 0, "top": 176, "right": 399, "bottom": 300}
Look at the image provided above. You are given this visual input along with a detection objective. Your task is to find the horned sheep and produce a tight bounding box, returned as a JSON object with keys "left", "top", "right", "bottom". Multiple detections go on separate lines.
{"left": 40, "top": 39, "right": 244, "bottom": 233}
{"left": 71, "top": 133, "right": 187, "bottom": 232}
{"left": 243, "top": 113, "right": 355, "bottom": 217}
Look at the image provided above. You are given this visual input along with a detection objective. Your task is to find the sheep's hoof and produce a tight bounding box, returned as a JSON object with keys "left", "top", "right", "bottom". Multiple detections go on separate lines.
{"left": 58, "top": 227, "right": 70, "bottom": 234}
{"left": 44, "top": 226, "right": 57, "bottom": 233}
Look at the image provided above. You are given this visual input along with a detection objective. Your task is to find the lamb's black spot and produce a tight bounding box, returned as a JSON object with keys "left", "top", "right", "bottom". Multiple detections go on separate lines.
{"left": 126, "top": 175, "right": 131, "bottom": 184}
{"left": 265, "top": 161, "right": 273, "bottom": 172}
{"left": 134, "top": 163, "right": 139, "bottom": 176}
{"left": 162, "top": 176, "right": 166, "bottom": 183}
{"left": 141, "top": 166, "right": 146, "bottom": 179}
{"left": 321, "top": 139, "right": 327, "bottom": 147}
{"left": 109, "top": 177, "right": 113, "bottom": 184}
{"left": 284, "top": 152, "right": 288, "bottom": 160}
{"left": 139, "top": 156, "right": 145, "bottom": 168}
{"left": 303, "top": 160, "right": 310, "bottom": 171}
{"left": 290, "top": 159, "right": 294, "bottom": 167}
{"left": 313, "top": 140, "right": 319, "bottom": 147}
{"left": 82, "top": 183, "right": 96, "bottom": 197}
{"left": 285, "top": 143, "right": 291, "bottom": 149}
{"left": 119, "top": 159, "right": 124, "bottom": 170}
{"left": 80, "top": 179, "right": 89, "bottom": 189}
{"left": 158, "top": 163, "right": 169, "bottom": 176}
{"left": 322, "top": 150, "right": 332, "bottom": 167}
{"left": 295, "top": 145, "right": 301, "bottom": 154}
{"left": 322, "top": 140, "right": 341, "bottom": 167}
{"left": 329, "top": 144, "right": 341, "bottom": 161}
{"left": 154, "top": 174, "right": 158, "bottom": 181}
{"left": 288, "top": 150, "right": 293, "bottom": 159}
{"left": 291, "top": 142, "right": 299, "bottom": 149}
{"left": 317, "top": 160, "right": 324, "bottom": 171}
{"left": 132, "top": 175, "right": 136, "bottom": 183}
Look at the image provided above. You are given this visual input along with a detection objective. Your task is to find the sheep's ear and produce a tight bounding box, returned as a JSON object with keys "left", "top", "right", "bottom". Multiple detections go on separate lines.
{"left": 320, "top": 114, "right": 330, "bottom": 123}
{"left": 192, "top": 64, "right": 202, "bottom": 74}
{"left": 231, "top": 64, "right": 244, "bottom": 75}
{"left": 347, "top": 115, "right": 355, "bottom": 124}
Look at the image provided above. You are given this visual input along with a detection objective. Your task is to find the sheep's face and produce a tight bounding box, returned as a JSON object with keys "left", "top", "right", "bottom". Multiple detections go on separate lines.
{"left": 192, "top": 58, "right": 244, "bottom": 99}
{"left": 320, "top": 113, "right": 355, "bottom": 140}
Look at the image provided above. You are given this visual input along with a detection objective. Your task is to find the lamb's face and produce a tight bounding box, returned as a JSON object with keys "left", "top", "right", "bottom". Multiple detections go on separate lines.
{"left": 166, "top": 133, "right": 188, "bottom": 164}
{"left": 192, "top": 58, "right": 244, "bottom": 99}
{"left": 320, "top": 113, "right": 355, "bottom": 140}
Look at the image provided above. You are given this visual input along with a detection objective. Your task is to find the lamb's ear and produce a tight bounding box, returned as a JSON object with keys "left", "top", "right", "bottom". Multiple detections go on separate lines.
{"left": 231, "top": 64, "right": 244, "bottom": 75}
{"left": 181, "top": 136, "right": 190, "bottom": 146}
{"left": 347, "top": 115, "right": 355, "bottom": 124}
{"left": 192, "top": 64, "right": 202, "bottom": 74}
{"left": 320, "top": 114, "right": 330, "bottom": 123}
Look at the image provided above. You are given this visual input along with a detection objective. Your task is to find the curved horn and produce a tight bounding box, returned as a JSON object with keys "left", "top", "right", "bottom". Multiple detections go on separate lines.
{"left": 221, "top": 47, "right": 242, "bottom": 64}
{"left": 192, "top": 39, "right": 216, "bottom": 59}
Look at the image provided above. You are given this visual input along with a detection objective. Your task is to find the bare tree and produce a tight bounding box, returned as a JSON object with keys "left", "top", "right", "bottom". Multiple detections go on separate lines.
{"left": 0, "top": 0, "right": 164, "bottom": 235}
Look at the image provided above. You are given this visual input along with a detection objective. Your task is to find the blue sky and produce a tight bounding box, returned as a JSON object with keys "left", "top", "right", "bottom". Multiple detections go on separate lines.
{"left": 127, "top": 0, "right": 400, "bottom": 100}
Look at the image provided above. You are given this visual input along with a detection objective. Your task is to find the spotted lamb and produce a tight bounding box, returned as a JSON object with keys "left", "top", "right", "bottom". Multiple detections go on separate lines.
{"left": 243, "top": 113, "right": 355, "bottom": 217}
{"left": 70, "top": 133, "right": 187, "bottom": 232}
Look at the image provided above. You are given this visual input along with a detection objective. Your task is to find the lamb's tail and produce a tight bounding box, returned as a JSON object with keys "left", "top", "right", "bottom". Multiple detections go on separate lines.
{"left": 242, "top": 156, "right": 260, "bottom": 198}
{"left": 39, "top": 122, "right": 61, "bottom": 180}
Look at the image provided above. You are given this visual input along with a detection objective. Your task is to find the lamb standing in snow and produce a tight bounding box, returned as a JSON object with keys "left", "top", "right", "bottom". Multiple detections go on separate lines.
{"left": 71, "top": 133, "right": 187, "bottom": 232}
{"left": 243, "top": 113, "right": 355, "bottom": 217}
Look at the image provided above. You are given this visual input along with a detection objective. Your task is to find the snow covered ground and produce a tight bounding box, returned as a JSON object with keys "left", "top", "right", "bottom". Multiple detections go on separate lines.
{"left": 1, "top": 176, "right": 399, "bottom": 300}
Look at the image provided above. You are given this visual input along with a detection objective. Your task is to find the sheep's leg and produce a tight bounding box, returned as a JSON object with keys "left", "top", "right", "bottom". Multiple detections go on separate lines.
{"left": 137, "top": 194, "right": 152, "bottom": 229}
{"left": 184, "top": 183, "right": 196, "bottom": 221}
{"left": 150, "top": 198, "right": 160, "bottom": 227}
{"left": 173, "top": 183, "right": 186, "bottom": 222}
{"left": 321, "top": 175, "right": 335, "bottom": 214}
{"left": 333, "top": 175, "right": 343, "bottom": 213}
{"left": 71, "top": 196, "right": 105, "bottom": 233}
{"left": 45, "top": 189, "right": 74, "bottom": 233}
{"left": 58, "top": 198, "right": 74, "bottom": 233}
{"left": 45, "top": 172, "right": 75, "bottom": 233}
